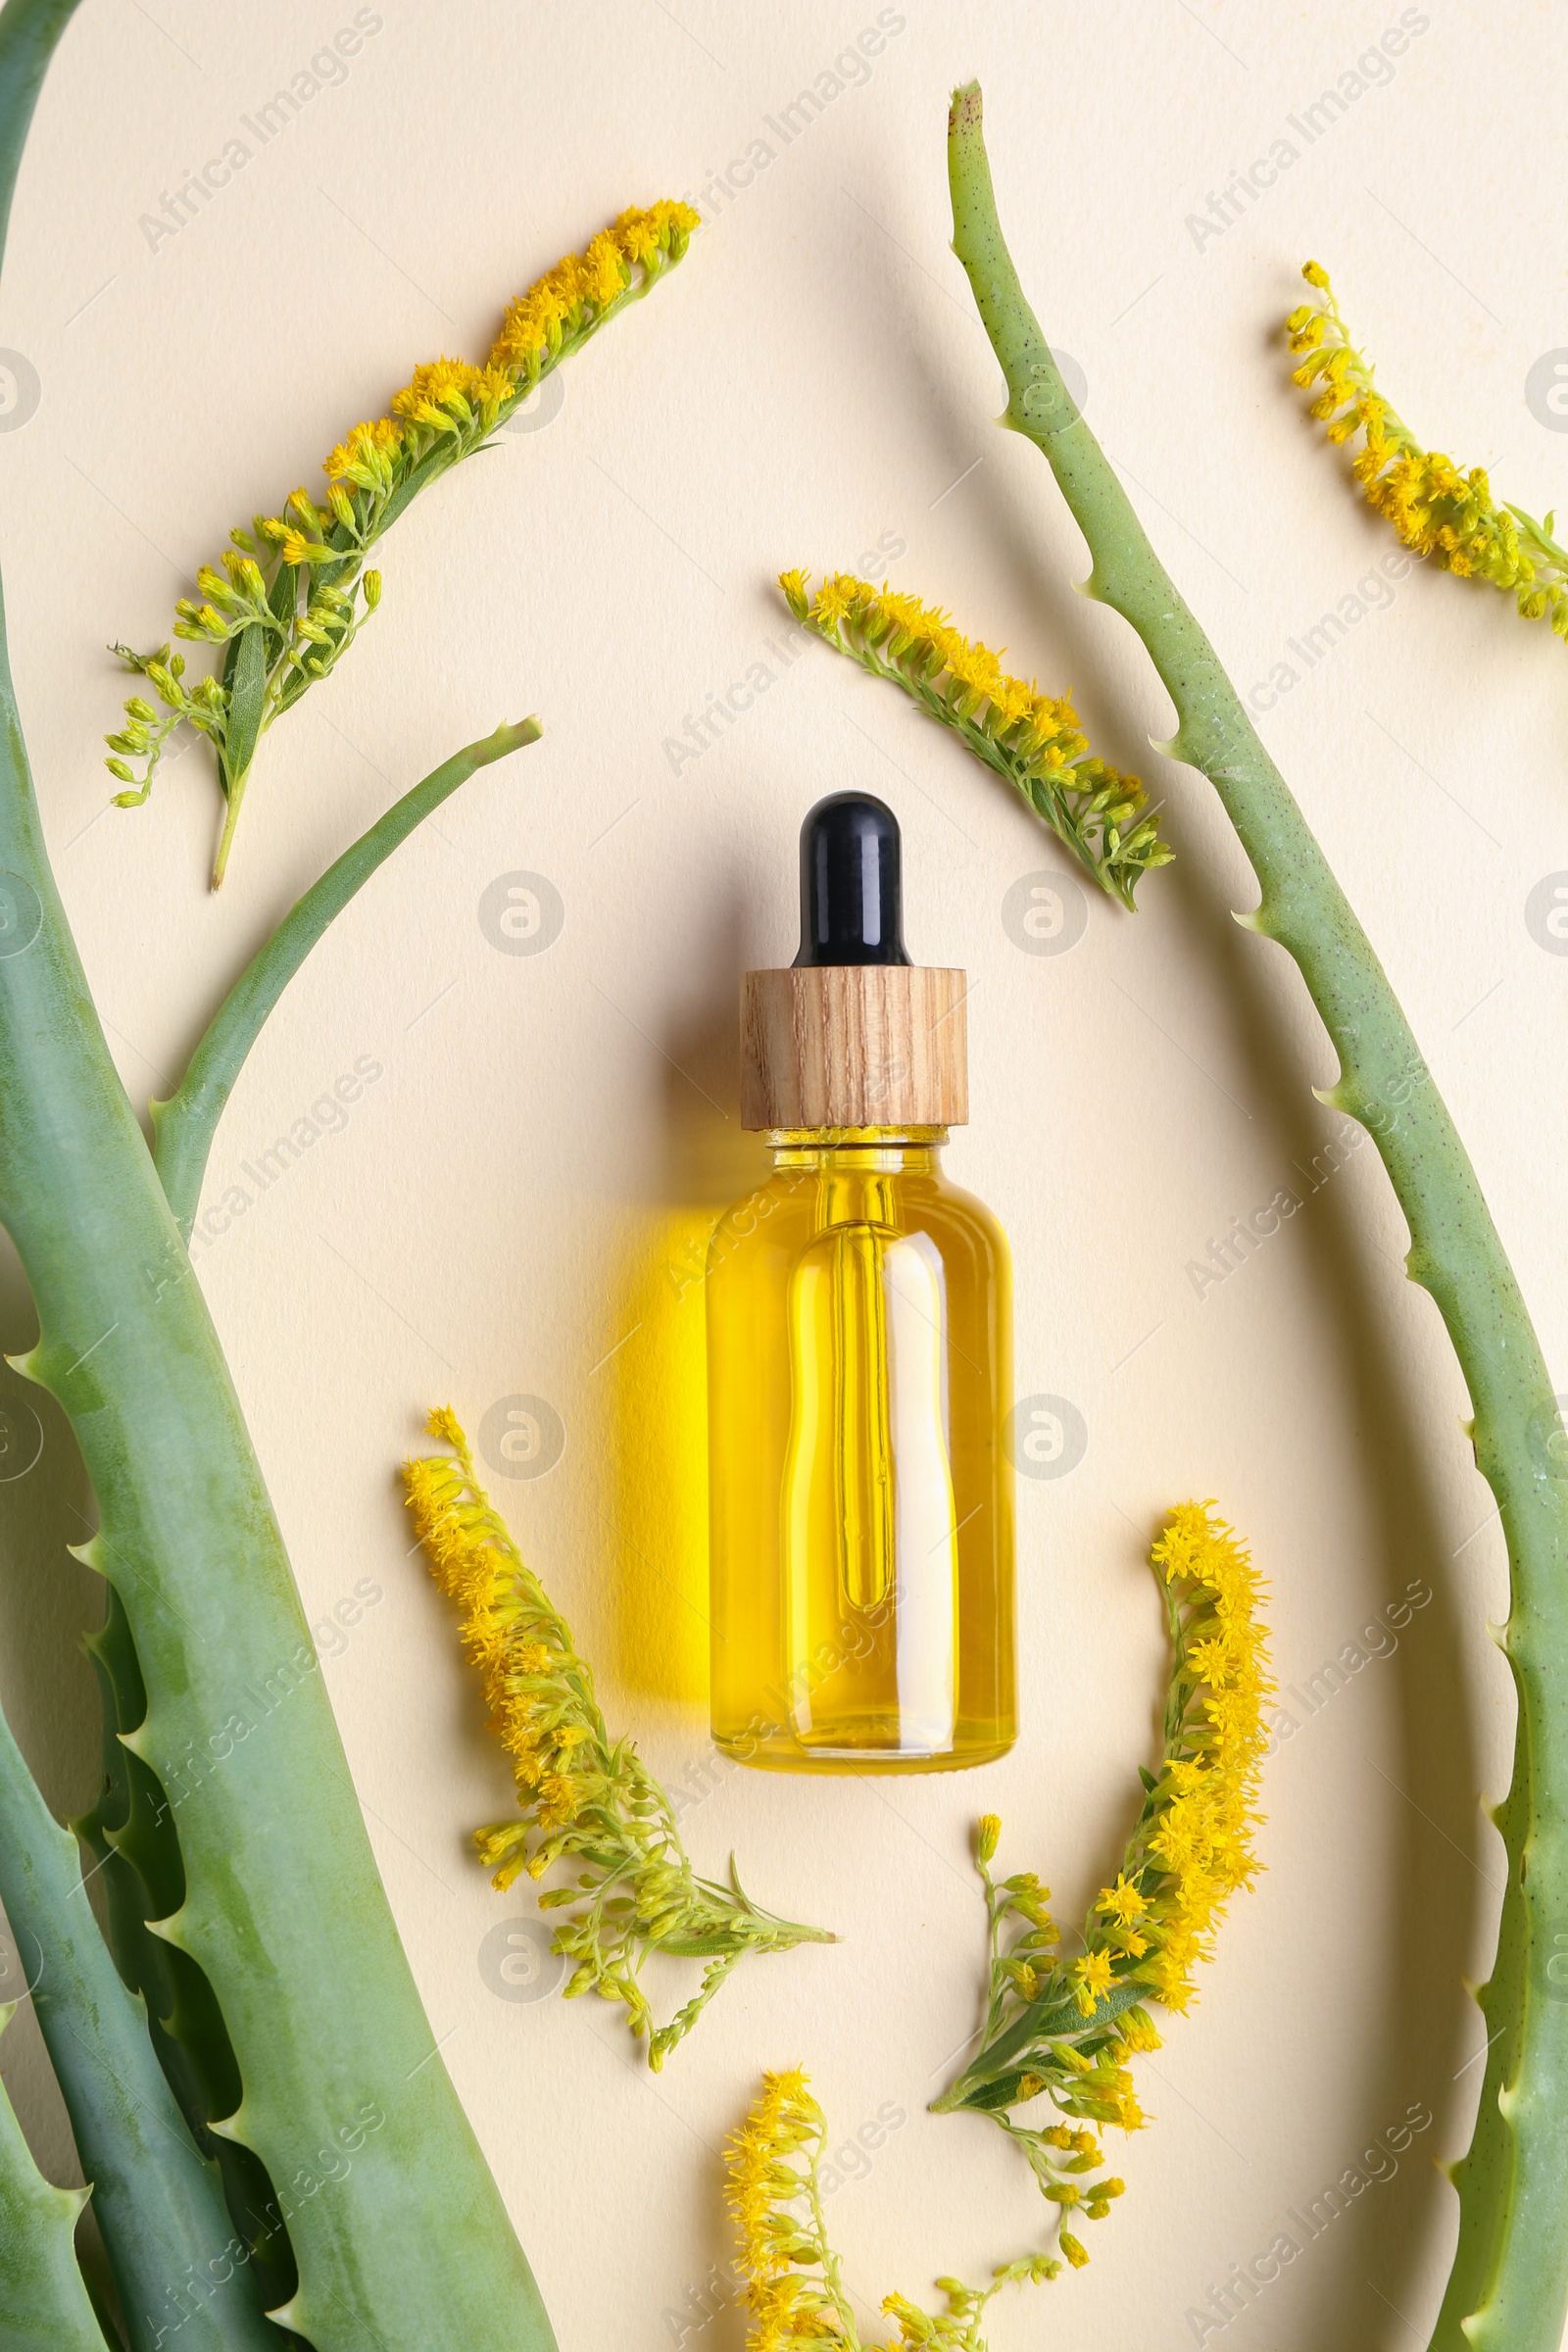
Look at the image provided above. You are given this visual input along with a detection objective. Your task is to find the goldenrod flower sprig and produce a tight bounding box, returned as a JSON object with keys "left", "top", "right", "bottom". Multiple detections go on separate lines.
{"left": 779, "top": 569, "right": 1171, "bottom": 907}
{"left": 403, "top": 1408, "right": 832, "bottom": 2070}
{"left": 725, "top": 2069, "right": 1058, "bottom": 2350}
{"left": 109, "top": 200, "right": 698, "bottom": 886}
{"left": 931, "top": 1504, "right": 1270, "bottom": 2266}
{"left": 1287, "top": 260, "right": 1568, "bottom": 638}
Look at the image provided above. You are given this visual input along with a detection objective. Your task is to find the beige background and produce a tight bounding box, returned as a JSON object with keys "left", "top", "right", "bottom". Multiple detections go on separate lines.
{"left": 0, "top": 1, "right": 1563, "bottom": 2345}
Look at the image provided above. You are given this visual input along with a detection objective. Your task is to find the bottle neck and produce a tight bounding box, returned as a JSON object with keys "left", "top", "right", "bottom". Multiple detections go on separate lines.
{"left": 766, "top": 1125, "right": 948, "bottom": 1174}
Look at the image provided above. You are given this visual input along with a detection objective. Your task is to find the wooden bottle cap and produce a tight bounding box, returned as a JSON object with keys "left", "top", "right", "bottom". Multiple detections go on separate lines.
{"left": 740, "top": 964, "right": 968, "bottom": 1130}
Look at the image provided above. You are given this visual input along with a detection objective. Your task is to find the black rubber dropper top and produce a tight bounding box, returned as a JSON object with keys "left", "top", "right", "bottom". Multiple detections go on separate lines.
{"left": 793, "top": 792, "right": 912, "bottom": 968}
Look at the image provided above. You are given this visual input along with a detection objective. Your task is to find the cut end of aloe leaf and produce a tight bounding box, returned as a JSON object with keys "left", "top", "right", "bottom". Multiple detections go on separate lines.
{"left": 948, "top": 78, "right": 983, "bottom": 134}
{"left": 466, "top": 715, "right": 544, "bottom": 770}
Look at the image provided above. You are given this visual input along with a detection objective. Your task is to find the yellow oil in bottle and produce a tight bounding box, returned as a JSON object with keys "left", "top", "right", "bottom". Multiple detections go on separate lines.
{"left": 707, "top": 1126, "right": 1015, "bottom": 1770}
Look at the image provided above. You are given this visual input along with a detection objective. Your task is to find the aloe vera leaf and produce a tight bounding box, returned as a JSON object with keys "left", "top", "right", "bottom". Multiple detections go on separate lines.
{"left": 153, "top": 716, "right": 541, "bottom": 1239}
{"left": 0, "top": 633, "right": 563, "bottom": 2352}
{"left": 0, "top": 16, "right": 557, "bottom": 2348}
{"left": 0, "top": 2007, "right": 108, "bottom": 2350}
{"left": 75, "top": 1592, "right": 299, "bottom": 2314}
{"left": 946, "top": 80, "right": 1568, "bottom": 2351}
{"left": 0, "top": 0, "right": 77, "bottom": 244}
{"left": 0, "top": 1686, "right": 279, "bottom": 2350}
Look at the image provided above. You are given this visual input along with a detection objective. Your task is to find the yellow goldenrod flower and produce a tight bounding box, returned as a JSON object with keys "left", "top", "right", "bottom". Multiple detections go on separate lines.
{"left": 486, "top": 200, "right": 693, "bottom": 374}
{"left": 1110, "top": 2086, "right": 1145, "bottom": 2133}
{"left": 1071, "top": 1949, "right": 1114, "bottom": 2016}
{"left": 405, "top": 1407, "right": 828, "bottom": 2067}
{"left": 779, "top": 568, "right": 1171, "bottom": 908}
{"left": 727, "top": 2074, "right": 1060, "bottom": 2349}
{"left": 323, "top": 415, "right": 403, "bottom": 486}
{"left": 1094, "top": 1874, "right": 1149, "bottom": 1928}
{"left": 725, "top": 2071, "right": 864, "bottom": 2346}
{"left": 933, "top": 1503, "right": 1268, "bottom": 2270}
{"left": 110, "top": 197, "right": 700, "bottom": 883}
{"left": 1286, "top": 262, "right": 1568, "bottom": 641}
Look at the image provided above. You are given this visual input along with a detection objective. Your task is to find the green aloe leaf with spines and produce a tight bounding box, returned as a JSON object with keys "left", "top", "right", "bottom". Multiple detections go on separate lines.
{"left": 945, "top": 77, "right": 1568, "bottom": 2352}
{"left": 75, "top": 1589, "right": 300, "bottom": 2316}
{"left": 0, "top": 1680, "right": 279, "bottom": 2350}
{"left": 0, "top": 757, "right": 561, "bottom": 2348}
{"left": 0, "top": 2008, "right": 106, "bottom": 2352}
{"left": 0, "top": 654, "right": 557, "bottom": 2347}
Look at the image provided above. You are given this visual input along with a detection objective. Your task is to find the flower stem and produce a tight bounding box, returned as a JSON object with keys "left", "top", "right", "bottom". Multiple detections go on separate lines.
{"left": 210, "top": 764, "right": 246, "bottom": 888}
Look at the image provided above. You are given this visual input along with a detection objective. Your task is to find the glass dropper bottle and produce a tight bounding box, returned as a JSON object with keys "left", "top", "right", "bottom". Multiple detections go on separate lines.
{"left": 705, "top": 792, "right": 1015, "bottom": 1772}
